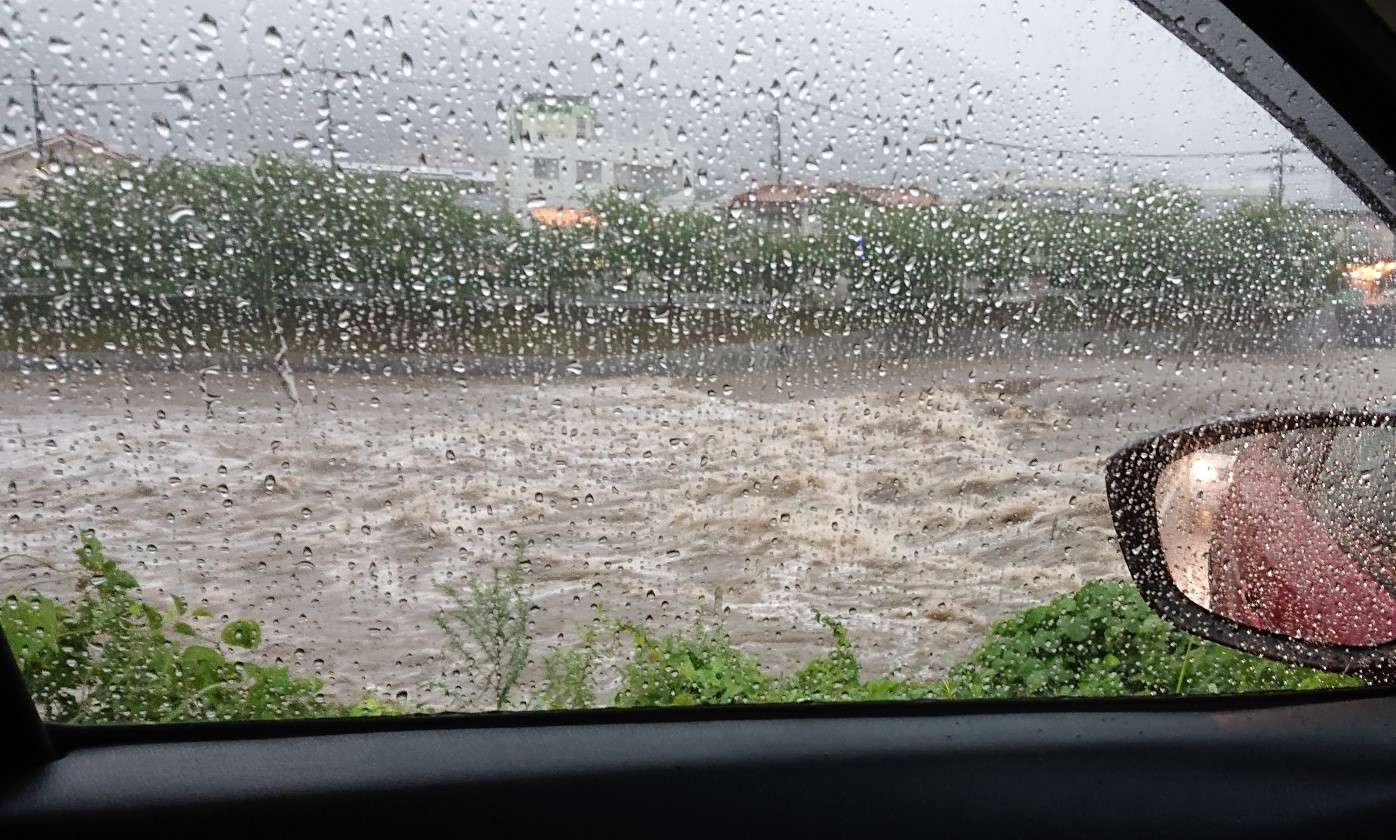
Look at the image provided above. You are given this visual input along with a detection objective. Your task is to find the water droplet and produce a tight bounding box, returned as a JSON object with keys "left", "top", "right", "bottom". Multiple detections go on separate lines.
{"left": 48, "top": 38, "right": 72, "bottom": 55}
{"left": 400, "top": 52, "right": 414, "bottom": 77}
{"left": 196, "top": 14, "right": 219, "bottom": 39}
{"left": 264, "top": 27, "right": 282, "bottom": 48}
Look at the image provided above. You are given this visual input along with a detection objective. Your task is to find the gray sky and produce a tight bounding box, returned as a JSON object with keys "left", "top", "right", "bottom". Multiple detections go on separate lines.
{"left": 0, "top": 0, "right": 1353, "bottom": 202}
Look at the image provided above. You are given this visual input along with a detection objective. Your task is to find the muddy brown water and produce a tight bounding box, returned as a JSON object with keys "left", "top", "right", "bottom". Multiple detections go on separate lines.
{"left": 3, "top": 343, "right": 1394, "bottom": 709}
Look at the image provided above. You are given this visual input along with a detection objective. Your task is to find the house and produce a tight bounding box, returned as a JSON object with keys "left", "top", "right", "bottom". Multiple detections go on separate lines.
{"left": 727, "top": 184, "right": 825, "bottom": 235}
{"left": 0, "top": 130, "right": 129, "bottom": 199}
{"left": 827, "top": 180, "right": 942, "bottom": 210}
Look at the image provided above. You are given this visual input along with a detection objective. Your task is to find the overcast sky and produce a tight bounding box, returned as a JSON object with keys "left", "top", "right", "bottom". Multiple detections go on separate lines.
{"left": 0, "top": 0, "right": 1353, "bottom": 202}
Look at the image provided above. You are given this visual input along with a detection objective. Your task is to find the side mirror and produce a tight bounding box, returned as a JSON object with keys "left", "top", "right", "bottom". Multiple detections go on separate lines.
{"left": 1106, "top": 411, "right": 1396, "bottom": 683}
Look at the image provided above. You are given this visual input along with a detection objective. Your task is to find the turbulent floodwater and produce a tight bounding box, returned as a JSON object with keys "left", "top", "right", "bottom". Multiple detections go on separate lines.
{"left": 3, "top": 343, "right": 1395, "bottom": 707}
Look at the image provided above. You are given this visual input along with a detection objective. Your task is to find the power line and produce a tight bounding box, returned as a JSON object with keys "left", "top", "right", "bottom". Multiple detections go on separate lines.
{"left": 13, "top": 70, "right": 288, "bottom": 89}
{"left": 2, "top": 66, "right": 507, "bottom": 96}
{"left": 7, "top": 67, "right": 1314, "bottom": 165}
{"left": 782, "top": 99, "right": 1302, "bottom": 162}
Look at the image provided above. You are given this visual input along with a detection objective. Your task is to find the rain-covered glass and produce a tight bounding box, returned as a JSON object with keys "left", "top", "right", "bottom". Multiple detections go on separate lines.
{"left": 0, "top": 0, "right": 1389, "bottom": 721}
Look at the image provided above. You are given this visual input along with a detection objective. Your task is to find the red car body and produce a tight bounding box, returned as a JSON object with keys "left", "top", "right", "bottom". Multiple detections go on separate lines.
{"left": 1208, "top": 440, "right": 1396, "bottom": 646}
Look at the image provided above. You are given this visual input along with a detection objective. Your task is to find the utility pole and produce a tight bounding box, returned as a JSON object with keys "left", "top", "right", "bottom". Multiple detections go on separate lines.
{"left": 29, "top": 69, "right": 44, "bottom": 163}
{"left": 766, "top": 100, "right": 783, "bottom": 186}
{"left": 321, "top": 83, "right": 340, "bottom": 173}
{"left": 1262, "top": 146, "right": 1299, "bottom": 206}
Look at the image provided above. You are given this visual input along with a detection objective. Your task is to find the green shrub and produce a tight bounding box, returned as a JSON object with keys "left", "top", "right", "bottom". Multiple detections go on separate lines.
{"left": 433, "top": 542, "right": 535, "bottom": 711}
{"left": 774, "top": 611, "right": 928, "bottom": 703}
{"left": 936, "top": 580, "right": 1362, "bottom": 699}
{"left": 539, "top": 608, "right": 926, "bottom": 709}
{"left": 5, "top": 535, "right": 1363, "bottom": 723}
{"left": 612, "top": 617, "right": 775, "bottom": 707}
{"left": 339, "top": 697, "right": 415, "bottom": 718}
{"left": 1, "top": 532, "right": 332, "bottom": 723}
{"left": 540, "top": 630, "right": 603, "bottom": 711}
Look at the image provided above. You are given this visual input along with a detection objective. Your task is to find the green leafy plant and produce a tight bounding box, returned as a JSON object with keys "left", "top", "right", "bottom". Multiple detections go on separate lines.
{"left": 935, "top": 580, "right": 1362, "bottom": 699}
{"left": 540, "top": 607, "right": 926, "bottom": 709}
{"left": 541, "top": 644, "right": 601, "bottom": 711}
{"left": 433, "top": 541, "right": 536, "bottom": 711}
{"left": 1, "top": 532, "right": 332, "bottom": 723}
{"left": 775, "top": 611, "right": 928, "bottom": 703}
{"left": 611, "top": 615, "right": 775, "bottom": 707}
{"left": 6, "top": 535, "right": 1363, "bottom": 724}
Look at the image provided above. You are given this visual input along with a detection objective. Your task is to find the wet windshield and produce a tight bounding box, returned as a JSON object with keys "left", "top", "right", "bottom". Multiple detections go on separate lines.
{"left": 0, "top": 0, "right": 1388, "bottom": 721}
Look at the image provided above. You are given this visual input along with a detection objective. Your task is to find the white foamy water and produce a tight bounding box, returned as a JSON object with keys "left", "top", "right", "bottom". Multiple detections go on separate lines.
{"left": 4, "top": 346, "right": 1393, "bottom": 707}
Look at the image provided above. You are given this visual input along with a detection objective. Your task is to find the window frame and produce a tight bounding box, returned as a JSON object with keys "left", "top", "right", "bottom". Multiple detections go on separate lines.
{"left": 5, "top": 3, "right": 1396, "bottom": 827}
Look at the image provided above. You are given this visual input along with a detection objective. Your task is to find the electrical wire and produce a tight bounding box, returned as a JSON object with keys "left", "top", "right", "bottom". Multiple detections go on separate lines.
{"left": 3, "top": 68, "right": 1304, "bottom": 163}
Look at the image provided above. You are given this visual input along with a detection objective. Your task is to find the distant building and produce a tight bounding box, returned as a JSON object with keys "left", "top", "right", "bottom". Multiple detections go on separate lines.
{"left": 0, "top": 130, "right": 130, "bottom": 199}
{"left": 331, "top": 160, "right": 501, "bottom": 213}
{"left": 502, "top": 94, "right": 688, "bottom": 219}
{"left": 979, "top": 177, "right": 1128, "bottom": 213}
{"left": 729, "top": 181, "right": 942, "bottom": 235}
{"left": 827, "top": 180, "right": 942, "bottom": 210}
{"left": 728, "top": 184, "right": 825, "bottom": 235}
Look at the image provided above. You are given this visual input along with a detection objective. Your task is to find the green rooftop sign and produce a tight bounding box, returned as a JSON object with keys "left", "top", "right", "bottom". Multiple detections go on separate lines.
{"left": 511, "top": 94, "right": 594, "bottom": 143}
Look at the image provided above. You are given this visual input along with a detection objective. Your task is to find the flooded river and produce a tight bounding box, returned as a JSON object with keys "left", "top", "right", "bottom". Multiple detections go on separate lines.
{"left": 3, "top": 341, "right": 1394, "bottom": 706}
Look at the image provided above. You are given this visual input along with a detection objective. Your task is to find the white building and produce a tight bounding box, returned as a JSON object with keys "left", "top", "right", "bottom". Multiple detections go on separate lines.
{"left": 501, "top": 94, "right": 688, "bottom": 221}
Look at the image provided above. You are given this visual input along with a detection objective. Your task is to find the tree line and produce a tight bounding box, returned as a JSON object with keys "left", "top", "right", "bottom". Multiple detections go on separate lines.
{"left": 0, "top": 155, "right": 1353, "bottom": 318}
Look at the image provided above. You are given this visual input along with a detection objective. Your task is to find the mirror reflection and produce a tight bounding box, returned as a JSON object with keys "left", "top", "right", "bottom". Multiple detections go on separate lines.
{"left": 1156, "top": 425, "right": 1396, "bottom": 646}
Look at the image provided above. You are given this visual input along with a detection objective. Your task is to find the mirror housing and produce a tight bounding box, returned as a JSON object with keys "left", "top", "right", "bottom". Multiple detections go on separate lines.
{"left": 1107, "top": 410, "right": 1396, "bottom": 684}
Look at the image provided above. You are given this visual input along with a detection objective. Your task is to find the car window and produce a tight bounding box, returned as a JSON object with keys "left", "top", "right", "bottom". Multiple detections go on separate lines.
{"left": 1, "top": 0, "right": 1389, "bottom": 722}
